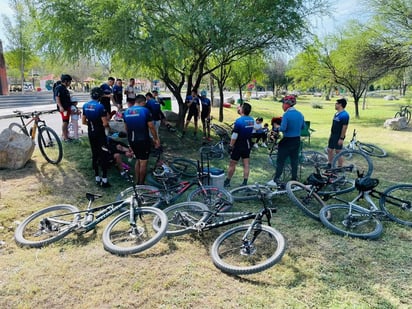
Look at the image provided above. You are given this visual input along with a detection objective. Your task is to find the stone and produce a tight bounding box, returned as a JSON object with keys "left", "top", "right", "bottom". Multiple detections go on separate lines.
{"left": 212, "top": 98, "right": 220, "bottom": 107}
{"left": 0, "top": 128, "right": 35, "bottom": 169}
{"left": 383, "top": 117, "right": 408, "bottom": 130}
{"left": 109, "top": 120, "right": 127, "bottom": 134}
{"left": 163, "top": 111, "right": 179, "bottom": 122}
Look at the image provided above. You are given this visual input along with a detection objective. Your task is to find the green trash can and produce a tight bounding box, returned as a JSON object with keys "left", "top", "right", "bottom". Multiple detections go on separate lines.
{"left": 160, "top": 97, "right": 172, "bottom": 111}
{"left": 237, "top": 98, "right": 244, "bottom": 105}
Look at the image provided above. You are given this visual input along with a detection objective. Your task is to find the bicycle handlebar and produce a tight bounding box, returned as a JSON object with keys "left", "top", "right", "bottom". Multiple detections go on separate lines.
{"left": 13, "top": 109, "right": 57, "bottom": 118}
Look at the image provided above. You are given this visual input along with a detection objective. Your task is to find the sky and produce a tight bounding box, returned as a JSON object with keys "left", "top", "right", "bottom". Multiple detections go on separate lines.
{"left": 0, "top": 0, "right": 369, "bottom": 48}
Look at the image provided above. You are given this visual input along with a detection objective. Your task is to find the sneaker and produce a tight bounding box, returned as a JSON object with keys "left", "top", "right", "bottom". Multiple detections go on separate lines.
{"left": 224, "top": 179, "right": 231, "bottom": 188}
{"left": 253, "top": 143, "right": 259, "bottom": 149}
{"left": 261, "top": 143, "right": 267, "bottom": 148}
{"left": 101, "top": 181, "right": 111, "bottom": 188}
{"left": 266, "top": 179, "right": 277, "bottom": 187}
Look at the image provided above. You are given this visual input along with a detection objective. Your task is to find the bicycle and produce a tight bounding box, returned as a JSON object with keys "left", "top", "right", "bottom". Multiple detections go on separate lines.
{"left": 198, "top": 123, "right": 231, "bottom": 160}
{"left": 325, "top": 129, "right": 387, "bottom": 158}
{"left": 153, "top": 183, "right": 286, "bottom": 275}
{"left": 394, "top": 105, "right": 411, "bottom": 125}
{"left": 319, "top": 173, "right": 412, "bottom": 239}
{"left": 8, "top": 110, "right": 63, "bottom": 164}
{"left": 14, "top": 168, "right": 168, "bottom": 255}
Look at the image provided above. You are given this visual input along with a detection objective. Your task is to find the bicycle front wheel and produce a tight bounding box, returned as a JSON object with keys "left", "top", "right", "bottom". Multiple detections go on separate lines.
{"left": 170, "top": 158, "right": 198, "bottom": 178}
{"left": 286, "top": 181, "right": 325, "bottom": 221}
{"left": 230, "top": 185, "right": 271, "bottom": 202}
{"left": 358, "top": 142, "right": 387, "bottom": 158}
{"left": 38, "top": 126, "right": 63, "bottom": 164}
{"left": 300, "top": 150, "right": 328, "bottom": 166}
{"left": 14, "top": 204, "right": 79, "bottom": 248}
{"left": 332, "top": 149, "right": 373, "bottom": 178}
{"left": 211, "top": 224, "right": 286, "bottom": 275}
{"left": 188, "top": 186, "right": 233, "bottom": 210}
{"left": 154, "top": 201, "right": 209, "bottom": 237}
{"left": 379, "top": 184, "right": 412, "bottom": 226}
{"left": 102, "top": 207, "right": 167, "bottom": 255}
{"left": 115, "top": 185, "right": 162, "bottom": 208}
{"left": 319, "top": 204, "right": 383, "bottom": 240}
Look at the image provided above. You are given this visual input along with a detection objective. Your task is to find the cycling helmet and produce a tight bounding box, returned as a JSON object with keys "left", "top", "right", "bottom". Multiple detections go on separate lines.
{"left": 91, "top": 87, "right": 104, "bottom": 100}
{"left": 200, "top": 90, "right": 207, "bottom": 96}
{"left": 60, "top": 74, "right": 73, "bottom": 83}
{"left": 306, "top": 173, "right": 327, "bottom": 186}
{"left": 280, "top": 95, "right": 296, "bottom": 106}
{"left": 355, "top": 177, "right": 379, "bottom": 191}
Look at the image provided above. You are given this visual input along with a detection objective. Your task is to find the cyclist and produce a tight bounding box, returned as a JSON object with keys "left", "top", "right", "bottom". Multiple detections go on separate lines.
{"left": 55, "top": 74, "right": 72, "bottom": 142}
{"left": 200, "top": 90, "right": 212, "bottom": 141}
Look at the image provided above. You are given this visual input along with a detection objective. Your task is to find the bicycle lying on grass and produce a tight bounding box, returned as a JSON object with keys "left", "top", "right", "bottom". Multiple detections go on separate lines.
{"left": 198, "top": 122, "right": 231, "bottom": 160}
{"left": 14, "top": 168, "right": 168, "bottom": 255}
{"left": 8, "top": 110, "right": 63, "bottom": 164}
{"left": 394, "top": 105, "right": 411, "bottom": 125}
{"left": 319, "top": 173, "right": 412, "bottom": 239}
{"left": 153, "top": 183, "right": 286, "bottom": 275}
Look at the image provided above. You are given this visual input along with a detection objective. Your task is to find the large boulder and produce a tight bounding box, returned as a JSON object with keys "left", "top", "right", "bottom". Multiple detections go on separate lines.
{"left": 383, "top": 117, "right": 408, "bottom": 130}
{"left": 163, "top": 111, "right": 179, "bottom": 122}
{"left": 0, "top": 128, "right": 35, "bottom": 169}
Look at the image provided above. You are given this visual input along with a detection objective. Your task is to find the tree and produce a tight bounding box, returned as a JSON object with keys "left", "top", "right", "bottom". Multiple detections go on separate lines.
{"left": 263, "top": 54, "right": 289, "bottom": 98}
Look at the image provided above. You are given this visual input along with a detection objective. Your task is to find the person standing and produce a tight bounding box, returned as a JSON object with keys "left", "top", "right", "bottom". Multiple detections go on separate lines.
{"left": 200, "top": 90, "right": 212, "bottom": 141}
{"left": 327, "top": 98, "right": 350, "bottom": 167}
{"left": 100, "top": 77, "right": 115, "bottom": 120}
{"left": 82, "top": 87, "right": 112, "bottom": 188}
{"left": 55, "top": 74, "right": 72, "bottom": 142}
{"left": 123, "top": 94, "right": 160, "bottom": 185}
{"left": 267, "top": 95, "right": 305, "bottom": 187}
{"left": 223, "top": 102, "right": 254, "bottom": 188}
{"left": 124, "top": 78, "right": 136, "bottom": 107}
{"left": 182, "top": 89, "right": 200, "bottom": 138}
{"left": 112, "top": 78, "right": 123, "bottom": 111}
{"left": 145, "top": 92, "right": 162, "bottom": 139}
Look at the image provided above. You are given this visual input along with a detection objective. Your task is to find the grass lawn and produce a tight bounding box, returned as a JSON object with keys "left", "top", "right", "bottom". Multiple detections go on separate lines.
{"left": 0, "top": 94, "right": 411, "bottom": 308}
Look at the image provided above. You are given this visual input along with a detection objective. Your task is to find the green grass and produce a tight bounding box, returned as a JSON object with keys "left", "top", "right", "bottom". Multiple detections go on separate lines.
{"left": 0, "top": 94, "right": 411, "bottom": 308}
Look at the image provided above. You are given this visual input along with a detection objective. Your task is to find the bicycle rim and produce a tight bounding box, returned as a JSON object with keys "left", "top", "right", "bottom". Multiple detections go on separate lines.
{"left": 358, "top": 142, "right": 387, "bottom": 158}
{"left": 38, "top": 126, "right": 63, "bottom": 164}
{"left": 286, "top": 181, "right": 325, "bottom": 221}
{"left": 170, "top": 158, "right": 198, "bottom": 178}
{"left": 380, "top": 184, "right": 412, "bottom": 226}
{"left": 332, "top": 150, "right": 373, "bottom": 178}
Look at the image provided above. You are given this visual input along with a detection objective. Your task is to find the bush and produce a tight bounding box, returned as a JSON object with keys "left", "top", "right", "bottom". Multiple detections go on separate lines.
{"left": 311, "top": 102, "right": 323, "bottom": 109}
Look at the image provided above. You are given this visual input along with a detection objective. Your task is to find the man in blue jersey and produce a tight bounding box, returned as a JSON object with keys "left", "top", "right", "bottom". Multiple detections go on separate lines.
{"left": 112, "top": 78, "right": 123, "bottom": 111}
{"left": 100, "top": 77, "right": 115, "bottom": 120}
{"left": 123, "top": 94, "right": 161, "bottom": 184}
{"left": 327, "top": 98, "right": 350, "bottom": 167}
{"left": 182, "top": 90, "right": 200, "bottom": 138}
{"left": 145, "top": 92, "right": 162, "bottom": 139}
{"left": 267, "top": 95, "right": 305, "bottom": 187}
{"left": 82, "top": 87, "right": 112, "bottom": 188}
{"left": 223, "top": 102, "right": 255, "bottom": 188}
{"left": 200, "top": 90, "right": 212, "bottom": 141}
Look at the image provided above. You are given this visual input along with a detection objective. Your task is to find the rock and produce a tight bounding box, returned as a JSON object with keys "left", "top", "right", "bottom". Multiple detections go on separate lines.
{"left": 212, "top": 98, "right": 220, "bottom": 107}
{"left": 163, "top": 111, "right": 179, "bottom": 122}
{"left": 384, "top": 95, "right": 397, "bottom": 101}
{"left": 383, "top": 117, "right": 408, "bottom": 130}
{"left": 0, "top": 128, "right": 35, "bottom": 169}
{"left": 226, "top": 97, "right": 235, "bottom": 104}
{"left": 109, "top": 120, "right": 126, "bottom": 134}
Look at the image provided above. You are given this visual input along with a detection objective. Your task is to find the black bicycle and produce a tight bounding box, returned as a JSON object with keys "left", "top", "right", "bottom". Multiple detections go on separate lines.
{"left": 8, "top": 110, "right": 63, "bottom": 164}
{"left": 394, "top": 105, "right": 411, "bottom": 125}
{"left": 154, "top": 184, "right": 286, "bottom": 275}
{"left": 14, "top": 169, "right": 168, "bottom": 255}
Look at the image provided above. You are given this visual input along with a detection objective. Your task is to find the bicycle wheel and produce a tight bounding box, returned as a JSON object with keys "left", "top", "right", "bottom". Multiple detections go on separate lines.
{"left": 357, "top": 142, "right": 387, "bottom": 158}
{"left": 14, "top": 204, "right": 80, "bottom": 248}
{"left": 394, "top": 111, "right": 401, "bottom": 118}
{"left": 379, "top": 184, "right": 412, "bottom": 226}
{"left": 38, "top": 126, "right": 63, "bottom": 164}
{"left": 9, "top": 122, "right": 29, "bottom": 136}
{"left": 230, "top": 185, "right": 271, "bottom": 202}
{"left": 316, "top": 178, "right": 355, "bottom": 196}
{"left": 286, "top": 181, "right": 325, "bottom": 221}
{"left": 170, "top": 158, "right": 198, "bottom": 178}
{"left": 153, "top": 201, "right": 209, "bottom": 237}
{"left": 188, "top": 186, "right": 233, "bottom": 210}
{"left": 115, "top": 185, "right": 162, "bottom": 208}
{"left": 211, "top": 224, "right": 286, "bottom": 275}
{"left": 199, "top": 146, "right": 224, "bottom": 160}
{"left": 405, "top": 110, "right": 411, "bottom": 124}
{"left": 300, "top": 150, "right": 328, "bottom": 166}
{"left": 102, "top": 207, "right": 168, "bottom": 255}
{"left": 332, "top": 149, "right": 373, "bottom": 178}
{"left": 319, "top": 204, "right": 383, "bottom": 239}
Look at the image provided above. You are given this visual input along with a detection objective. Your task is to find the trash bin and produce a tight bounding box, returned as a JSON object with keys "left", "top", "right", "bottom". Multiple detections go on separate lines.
{"left": 236, "top": 98, "right": 244, "bottom": 105}
{"left": 203, "top": 167, "right": 225, "bottom": 189}
{"left": 160, "top": 97, "right": 172, "bottom": 111}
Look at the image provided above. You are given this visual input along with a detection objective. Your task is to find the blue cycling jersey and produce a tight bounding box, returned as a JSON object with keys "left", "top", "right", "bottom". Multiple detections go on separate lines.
{"left": 123, "top": 105, "right": 153, "bottom": 142}
{"left": 233, "top": 115, "right": 254, "bottom": 147}
{"left": 331, "top": 110, "right": 350, "bottom": 135}
{"left": 279, "top": 107, "right": 305, "bottom": 138}
{"left": 82, "top": 100, "right": 107, "bottom": 132}
{"left": 200, "top": 97, "right": 211, "bottom": 110}
{"left": 145, "top": 98, "right": 162, "bottom": 121}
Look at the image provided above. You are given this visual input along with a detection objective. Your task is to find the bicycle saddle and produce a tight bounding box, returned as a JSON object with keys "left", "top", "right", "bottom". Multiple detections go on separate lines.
{"left": 355, "top": 177, "right": 379, "bottom": 191}
{"left": 306, "top": 173, "right": 327, "bottom": 186}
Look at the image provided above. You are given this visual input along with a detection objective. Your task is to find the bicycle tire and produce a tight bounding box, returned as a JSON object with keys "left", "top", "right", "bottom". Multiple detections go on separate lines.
{"left": 8, "top": 122, "right": 29, "bottom": 136}
{"left": 38, "top": 126, "right": 63, "bottom": 164}
{"left": 379, "top": 184, "right": 412, "bottom": 226}
{"left": 324, "top": 146, "right": 353, "bottom": 159}
{"left": 229, "top": 185, "right": 271, "bottom": 202}
{"left": 170, "top": 158, "right": 198, "bottom": 178}
{"left": 14, "top": 204, "right": 80, "bottom": 248}
{"left": 286, "top": 181, "right": 326, "bottom": 221}
{"left": 405, "top": 110, "right": 411, "bottom": 124}
{"left": 394, "top": 111, "right": 401, "bottom": 119}
{"left": 300, "top": 150, "right": 328, "bottom": 166}
{"left": 102, "top": 207, "right": 168, "bottom": 255}
{"left": 153, "top": 201, "right": 209, "bottom": 237}
{"left": 115, "top": 185, "right": 162, "bottom": 209}
{"left": 316, "top": 178, "right": 355, "bottom": 196}
{"left": 319, "top": 204, "right": 383, "bottom": 240}
{"left": 188, "top": 186, "right": 233, "bottom": 210}
{"left": 357, "top": 142, "right": 387, "bottom": 158}
{"left": 211, "top": 224, "right": 286, "bottom": 275}
{"left": 199, "top": 146, "right": 225, "bottom": 160}
{"left": 331, "top": 149, "right": 373, "bottom": 178}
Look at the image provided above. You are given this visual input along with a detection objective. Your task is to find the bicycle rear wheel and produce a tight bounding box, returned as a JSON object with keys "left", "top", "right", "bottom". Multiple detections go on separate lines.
{"left": 14, "top": 204, "right": 79, "bottom": 248}
{"left": 358, "top": 142, "right": 387, "bottom": 158}
{"left": 300, "top": 150, "right": 328, "bottom": 166}
{"left": 170, "top": 158, "right": 198, "bottom": 178}
{"left": 38, "top": 126, "right": 63, "bottom": 164}
{"left": 102, "top": 207, "right": 167, "bottom": 255}
{"left": 332, "top": 149, "right": 373, "bottom": 178}
{"left": 286, "top": 181, "right": 326, "bottom": 221}
{"left": 319, "top": 204, "right": 383, "bottom": 239}
{"left": 9, "top": 122, "right": 29, "bottom": 136}
{"left": 188, "top": 186, "right": 233, "bottom": 211}
{"left": 379, "top": 184, "right": 412, "bottom": 226}
{"left": 153, "top": 201, "right": 209, "bottom": 237}
{"left": 211, "top": 224, "right": 286, "bottom": 275}
{"left": 230, "top": 185, "right": 271, "bottom": 202}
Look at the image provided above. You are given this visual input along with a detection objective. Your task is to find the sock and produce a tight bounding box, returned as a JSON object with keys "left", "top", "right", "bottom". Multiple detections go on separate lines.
{"left": 102, "top": 178, "right": 108, "bottom": 184}
{"left": 95, "top": 176, "right": 101, "bottom": 182}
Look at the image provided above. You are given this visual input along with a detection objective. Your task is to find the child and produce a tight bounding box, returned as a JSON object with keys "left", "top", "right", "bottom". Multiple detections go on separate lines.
{"left": 70, "top": 99, "right": 82, "bottom": 140}
{"left": 252, "top": 117, "right": 267, "bottom": 148}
